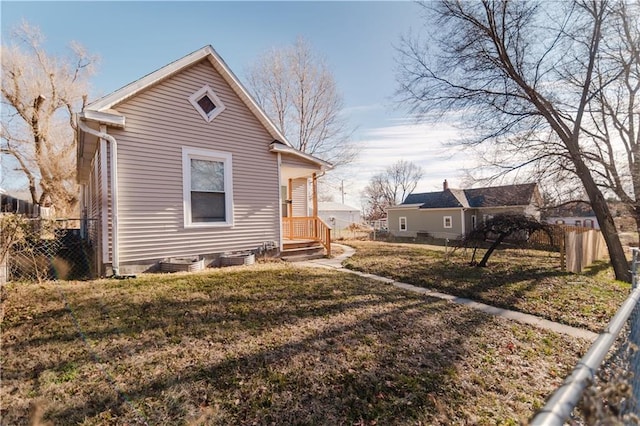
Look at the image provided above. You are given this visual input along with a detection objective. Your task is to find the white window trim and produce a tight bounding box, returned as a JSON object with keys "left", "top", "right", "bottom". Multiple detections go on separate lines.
{"left": 182, "top": 147, "right": 233, "bottom": 228}
{"left": 399, "top": 216, "right": 407, "bottom": 231}
{"left": 188, "top": 85, "right": 226, "bottom": 122}
{"left": 443, "top": 215, "right": 453, "bottom": 229}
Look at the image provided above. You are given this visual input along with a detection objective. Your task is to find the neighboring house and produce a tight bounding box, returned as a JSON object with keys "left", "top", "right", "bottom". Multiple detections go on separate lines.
{"left": 543, "top": 201, "right": 599, "bottom": 229}
{"left": 387, "top": 180, "right": 542, "bottom": 239}
{"left": 0, "top": 190, "right": 40, "bottom": 217}
{"left": 77, "top": 46, "right": 331, "bottom": 276}
{"left": 318, "top": 202, "right": 361, "bottom": 231}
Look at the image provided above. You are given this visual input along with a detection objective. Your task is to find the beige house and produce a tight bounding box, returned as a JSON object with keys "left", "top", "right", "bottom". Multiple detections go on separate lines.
{"left": 387, "top": 181, "right": 542, "bottom": 239}
{"left": 77, "top": 46, "right": 331, "bottom": 276}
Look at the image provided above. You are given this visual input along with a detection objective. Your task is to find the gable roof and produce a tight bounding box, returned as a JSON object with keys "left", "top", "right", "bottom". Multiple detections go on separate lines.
{"left": 400, "top": 183, "right": 539, "bottom": 210}
{"left": 464, "top": 183, "right": 538, "bottom": 208}
{"left": 403, "top": 190, "right": 465, "bottom": 208}
{"left": 83, "top": 45, "right": 291, "bottom": 147}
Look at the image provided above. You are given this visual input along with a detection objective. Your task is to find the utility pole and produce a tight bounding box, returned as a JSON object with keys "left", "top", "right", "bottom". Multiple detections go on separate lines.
{"left": 341, "top": 180, "right": 345, "bottom": 204}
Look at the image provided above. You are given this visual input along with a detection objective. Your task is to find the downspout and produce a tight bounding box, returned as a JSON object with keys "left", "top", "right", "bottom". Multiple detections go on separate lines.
{"left": 277, "top": 153, "right": 283, "bottom": 252}
{"left": 78, "top": 120, "right": 120, "bottom": 276}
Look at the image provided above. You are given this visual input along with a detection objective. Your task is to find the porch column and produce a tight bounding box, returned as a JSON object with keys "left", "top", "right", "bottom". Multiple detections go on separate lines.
{"left": 287, "top": 178, "right": 293, "bottom": 218}
{"left": 312, "top": 173, "right": 318, "bottom": 217}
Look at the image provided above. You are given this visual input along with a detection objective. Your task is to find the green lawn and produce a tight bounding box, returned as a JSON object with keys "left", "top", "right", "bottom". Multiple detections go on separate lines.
{"left": 342, "top": 240, "right": 630, "bottom": 332}
{"left": 2, "top": 263, "right": 588, "bottom": 425}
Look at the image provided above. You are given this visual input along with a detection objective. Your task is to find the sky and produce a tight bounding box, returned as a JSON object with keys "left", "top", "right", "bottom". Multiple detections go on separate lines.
{"left": 1, "top": 1, "right": 474, "bottom": 209}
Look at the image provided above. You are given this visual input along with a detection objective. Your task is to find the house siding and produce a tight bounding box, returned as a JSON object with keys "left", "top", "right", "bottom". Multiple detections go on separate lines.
{"left": 388, "top": 208, "right": 464, "bottom": 239}
{"left": 106, "top": 59, "right": 280, "bottom": 270}
{"left": 290, "top": 178, "right": 308, "bottom": 217}
{"left": 88, "top": 150, "right": 103, "bottom": 273}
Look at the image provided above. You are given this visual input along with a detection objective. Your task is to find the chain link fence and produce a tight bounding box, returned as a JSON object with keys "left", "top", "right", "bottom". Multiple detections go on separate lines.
{"left": 531, "top": 248, "right": 640, "bottom": 424}
{"left": 1, "top": 216, "right": 94, "bottom": 283}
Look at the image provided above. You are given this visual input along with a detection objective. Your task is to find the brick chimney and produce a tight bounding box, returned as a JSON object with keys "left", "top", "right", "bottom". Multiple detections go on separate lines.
{"left": 443, "top": 179, "right": 449, "bottom": 191}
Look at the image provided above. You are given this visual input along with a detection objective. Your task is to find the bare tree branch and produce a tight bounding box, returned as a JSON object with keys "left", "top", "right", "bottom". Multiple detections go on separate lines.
{"left": 1, "top": 21, "right": 98, "bottom": 216}
{"left": 246, "top": 37, "right": 357, "bottom": 167}
{"left": 396, "top": 0, "right": 636, "bottom": 282}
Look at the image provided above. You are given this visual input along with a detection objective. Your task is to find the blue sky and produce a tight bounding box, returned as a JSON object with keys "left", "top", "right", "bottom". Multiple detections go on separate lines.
{"left": 2, "top": 1, "right": 471, "bottom": 208}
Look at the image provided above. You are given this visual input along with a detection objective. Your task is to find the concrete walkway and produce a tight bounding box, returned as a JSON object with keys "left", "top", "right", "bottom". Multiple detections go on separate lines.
{"left": 298, "top": 244, "right": 598, "bottom": 341}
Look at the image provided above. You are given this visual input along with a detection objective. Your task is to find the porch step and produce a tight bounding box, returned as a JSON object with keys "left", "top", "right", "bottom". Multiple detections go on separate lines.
{"left": 282, "top": 239, "right": 318, "bottom": 250}
{"left": 281, "top": 244, "right": 326, "bottom": 262}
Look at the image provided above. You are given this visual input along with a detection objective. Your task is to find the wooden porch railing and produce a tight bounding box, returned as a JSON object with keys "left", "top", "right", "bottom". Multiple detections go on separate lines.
{"left": 282, "top": 216, "right": 332, "bottom": 256}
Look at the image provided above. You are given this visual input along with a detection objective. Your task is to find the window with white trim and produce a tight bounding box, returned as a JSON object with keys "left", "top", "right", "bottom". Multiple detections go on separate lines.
{"left": 189, "top": 85, "right": 226, "bottom": 122}
{"left": 399, "top": 216, "right": 407, "bottom": 231}
{"left": 182, "top": 147, "right": 233, "bottom": 227}
{"left": 443, "top": 216, "right": 452, "bottom": 228}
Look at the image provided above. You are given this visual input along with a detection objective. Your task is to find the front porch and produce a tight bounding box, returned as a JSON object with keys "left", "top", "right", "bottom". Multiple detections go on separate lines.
{"left": 282, "top": 217, "right": 332, "bottom": 257}
{"left": 280, "top": 164, "right": 331, "bottom": 258}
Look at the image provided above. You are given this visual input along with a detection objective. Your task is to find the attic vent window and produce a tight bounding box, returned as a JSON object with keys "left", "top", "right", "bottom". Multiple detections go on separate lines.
{"left": 197, "top": 95, "right": 216, "bottom": 115}
{"left": 189, "top": 85, "right": 225, "bottom": 122}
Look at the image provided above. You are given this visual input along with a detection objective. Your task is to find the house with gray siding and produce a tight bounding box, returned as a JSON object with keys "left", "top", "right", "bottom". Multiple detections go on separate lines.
{"left": 387, "top": 181, "right": 542, "bottom": 239}
{"left": 77, "top": 46, "right": 331, "bottom": 276}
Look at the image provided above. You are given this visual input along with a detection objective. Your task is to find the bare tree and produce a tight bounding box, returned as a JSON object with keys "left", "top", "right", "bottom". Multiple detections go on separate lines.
{"left": 362, "top": 160, "right": 423, "bottom": 220}
{"left": 396, "top": 0, "right": 635, "bottom": 281}
{"left": 1, "top": 22, "right": 97, "bottom": 216}
{"left": 468, "top": 214, "right": 550, "bottom": 267}
{"left": 584, "top": 1, "right": 640, "bottom": 241}
{"left": 247, "top": 37, "right": 356, "bottom": 167}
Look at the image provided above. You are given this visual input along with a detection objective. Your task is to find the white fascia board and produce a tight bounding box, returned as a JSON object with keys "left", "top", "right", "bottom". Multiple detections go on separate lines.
{"left": 86, "top": 47, "right": 213, "bottom": 111}
{"left": 204, "top": 50, "right": 292, "bottom": 147}
{"left": 269, "top": 143, "right": 332, "bottom": 169}
{"left": 80, "top": 110, "right": 125, "bottom": 128}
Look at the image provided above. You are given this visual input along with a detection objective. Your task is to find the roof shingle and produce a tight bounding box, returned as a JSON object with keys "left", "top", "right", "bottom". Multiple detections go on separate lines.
{"left": 400, "top": 183, "right": 538, "bottom": 209}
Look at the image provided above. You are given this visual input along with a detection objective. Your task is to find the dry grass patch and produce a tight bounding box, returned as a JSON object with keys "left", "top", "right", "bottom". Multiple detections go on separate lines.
{"left": 343, "top": 240, "right": 630, "bottom": 332}
{"left": 2, "top": 264, "right": 588, "bottom": 425}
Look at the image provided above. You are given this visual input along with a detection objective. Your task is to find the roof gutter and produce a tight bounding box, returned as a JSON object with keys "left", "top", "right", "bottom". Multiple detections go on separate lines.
{"left": 77, "top": 119, "right": 121, "bottom": 277}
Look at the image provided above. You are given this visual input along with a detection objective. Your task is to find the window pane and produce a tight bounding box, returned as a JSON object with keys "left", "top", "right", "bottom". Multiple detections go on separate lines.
{"left": 191, "top": 159, "right": 224, "bottom": 192}
{"left": 191, "top": 192, "right": 225, "bottom": 222}
{"left": 197, "top": 95, "right": 216, "bottom": 115}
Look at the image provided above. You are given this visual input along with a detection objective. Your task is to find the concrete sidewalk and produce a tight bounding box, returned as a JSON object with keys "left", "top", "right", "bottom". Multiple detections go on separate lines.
{"left": 298, "top": 244, "right": 598, "bottom": 341}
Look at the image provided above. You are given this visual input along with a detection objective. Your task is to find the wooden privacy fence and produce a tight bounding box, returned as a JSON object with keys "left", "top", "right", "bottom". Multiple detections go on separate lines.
{"left": 564, "top": 229, "right": 608, "bottom": 273}
{"left": 529, "top": 225, "right": 608, "bottom": 273}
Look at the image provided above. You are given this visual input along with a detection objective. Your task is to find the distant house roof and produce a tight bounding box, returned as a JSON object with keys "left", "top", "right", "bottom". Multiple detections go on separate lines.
{"left": 463, "top": 183, "right": 538, "bottom": 208}
{"left": 318, "top": 202, "right": 360, "bottom": 212}
{"left": 403, "top": 190, "right": 465, "bottom": 208}
{"left": 544, "top": 201, "right": 596, "bottom": 218}
{"left": 400, "top": 183, "right": 539, "bottom": 210}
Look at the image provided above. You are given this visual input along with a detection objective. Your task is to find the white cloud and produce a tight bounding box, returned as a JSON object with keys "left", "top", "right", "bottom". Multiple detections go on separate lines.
{"left": 332, "top": 120, "right": 479, "bottom": 208}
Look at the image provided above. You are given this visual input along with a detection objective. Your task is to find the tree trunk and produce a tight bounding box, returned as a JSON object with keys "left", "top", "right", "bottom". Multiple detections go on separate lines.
{"left": 634, "top": 207, "right": 640, "bottom": 249}
{"left": 579, "top": 166, "right": 631, "bottom": 282}
{"left": 478, "top": 234, "right": 507, "bottom": 267}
